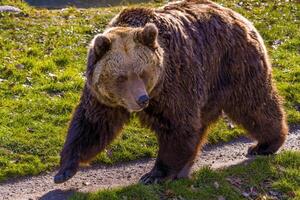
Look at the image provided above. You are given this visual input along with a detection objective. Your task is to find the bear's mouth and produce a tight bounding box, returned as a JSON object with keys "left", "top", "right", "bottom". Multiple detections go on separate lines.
{"left": 128, "top": 107, "right": 144, "bottom": 113}
{"left": 124, "top": 99, "right": 149, "bottom": 113}
{"left": 126, "top": 103, "right": 147, "bottom": 113}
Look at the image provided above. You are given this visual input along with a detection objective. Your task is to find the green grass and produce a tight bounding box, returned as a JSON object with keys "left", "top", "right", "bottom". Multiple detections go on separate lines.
{"left": 0, "top": 0, "right": 299, "bottom": 181}
{"left": 70, "top": 151, "right": 300, "bottom": 200}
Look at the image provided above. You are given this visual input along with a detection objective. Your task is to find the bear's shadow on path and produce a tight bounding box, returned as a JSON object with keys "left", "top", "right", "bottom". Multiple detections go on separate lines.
{"left": 37, "top": 158, "right": 257, "bottom": 200}
{"left": 39, "top": 189, "right": 76, "bottom": 200}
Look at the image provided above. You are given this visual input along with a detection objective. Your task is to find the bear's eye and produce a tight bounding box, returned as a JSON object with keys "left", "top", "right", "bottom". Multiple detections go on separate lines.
{"left": 117, "top": 75, "right": 128, "bottom": 83}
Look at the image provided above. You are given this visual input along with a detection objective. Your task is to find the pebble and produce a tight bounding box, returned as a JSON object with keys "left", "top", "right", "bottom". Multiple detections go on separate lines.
{"left": 83, "top": 181, "right": 91, "bottom": 186}
{"left": 214, "top": 181, "right": 220, "bottom": 189}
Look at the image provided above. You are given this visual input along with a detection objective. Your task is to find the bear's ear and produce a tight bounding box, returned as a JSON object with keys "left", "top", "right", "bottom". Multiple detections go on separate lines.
{"left": 92, "top": 34, "right": 111, "bottom": 59}
{"left": 136, "top": 23, "right": 158, "bottom": 50}
{"left": 86, "top": 35, "right": 111, "bottom": 80}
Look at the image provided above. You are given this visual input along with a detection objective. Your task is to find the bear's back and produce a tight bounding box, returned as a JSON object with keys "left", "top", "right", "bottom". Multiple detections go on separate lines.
{"left": 109, "top": 0, "right": 261, "bottom": 54}
{"left": 109, "top": 0, "right": 268, "bottom": 106}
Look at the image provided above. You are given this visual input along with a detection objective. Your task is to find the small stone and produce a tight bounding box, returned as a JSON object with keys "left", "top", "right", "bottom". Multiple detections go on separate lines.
{"left": 214, "top": 181, "right": 220, "bottom": 189}
{"left": 227, "top": 122, "right": 235, "bottom": 129}
{"left": 83, "top": 181, "right": 90, "bottom": 186}
{"left": 25, "top": 77, "right": 32, "bottom": 85}
{"left": 48, "top": 72, "right": 57, "bottom": 79}
{"left": 22, "top": 84, "right": 30, "bottom": 88}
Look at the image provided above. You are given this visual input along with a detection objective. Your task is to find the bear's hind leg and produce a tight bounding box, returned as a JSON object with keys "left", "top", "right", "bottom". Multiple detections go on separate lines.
{"left": 246, "top": 103, "right": 288, "bottom": 156}
{"left": 225, "top": 91, "right": 288, "bottom": 156}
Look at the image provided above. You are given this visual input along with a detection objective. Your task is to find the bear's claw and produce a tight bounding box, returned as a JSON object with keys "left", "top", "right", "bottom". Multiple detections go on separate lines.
{"left": 54, "top": 168, "right": 77, "bottom": 184}
{"left": 139, "top": 172, "right": 163, "bottom": 185}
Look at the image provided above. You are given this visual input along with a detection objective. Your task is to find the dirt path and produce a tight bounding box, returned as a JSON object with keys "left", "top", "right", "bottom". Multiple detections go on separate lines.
{"left": 1, "top": 127, "right": 299, "bottom": 200}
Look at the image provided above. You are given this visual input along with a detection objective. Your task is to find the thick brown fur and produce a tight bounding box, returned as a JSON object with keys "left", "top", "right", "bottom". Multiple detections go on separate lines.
{"left": 54, "top": 0, "right": 288, "bottom": 184}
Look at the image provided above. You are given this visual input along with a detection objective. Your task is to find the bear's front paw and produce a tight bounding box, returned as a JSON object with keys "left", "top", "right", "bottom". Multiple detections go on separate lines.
{"left": 139, "top": 172, "right": 163, "bottom": 185}
{"left": 54, "top": 167, "right": 77, "bottom": 184}
{"left": 139, "top": 168, "right": 170, "bottom": 185}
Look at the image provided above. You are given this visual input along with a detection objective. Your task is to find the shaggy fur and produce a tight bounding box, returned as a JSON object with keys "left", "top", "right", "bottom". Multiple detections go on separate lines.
{"left": 54, "top": 0, "right": 288, "bottom": 184}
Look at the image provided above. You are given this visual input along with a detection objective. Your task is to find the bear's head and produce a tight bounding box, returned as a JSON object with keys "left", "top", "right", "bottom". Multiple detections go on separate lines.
{"left": 87, "top": 23, "right": 164, "bottom": 112}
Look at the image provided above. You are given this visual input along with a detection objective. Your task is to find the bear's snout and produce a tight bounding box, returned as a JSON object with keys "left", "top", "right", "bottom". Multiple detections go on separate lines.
{"left": 136, "top": 95, "right": 149, "bottom": 108}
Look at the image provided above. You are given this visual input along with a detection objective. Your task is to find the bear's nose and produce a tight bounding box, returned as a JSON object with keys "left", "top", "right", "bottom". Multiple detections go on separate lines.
{"left": 137, "top": 95, "right": 149, "bottom": 108}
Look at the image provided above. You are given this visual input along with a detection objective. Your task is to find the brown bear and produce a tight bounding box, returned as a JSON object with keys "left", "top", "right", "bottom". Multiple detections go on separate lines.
{"left": 54, "top": 0, "right": 288, "bottom": 184}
